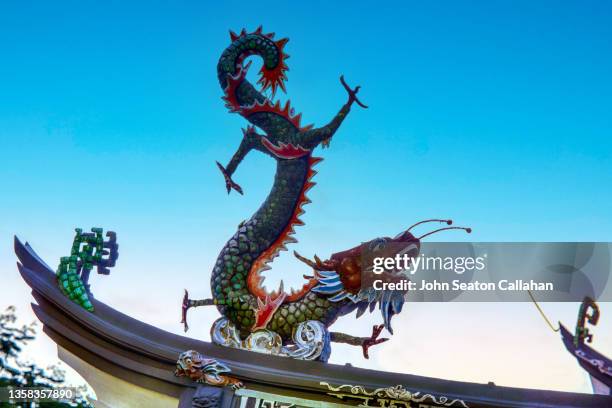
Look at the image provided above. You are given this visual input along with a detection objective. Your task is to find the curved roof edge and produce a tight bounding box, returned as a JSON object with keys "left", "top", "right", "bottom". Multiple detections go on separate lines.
{"left": 14, "top": 236, "right": 611, "bottom": 408}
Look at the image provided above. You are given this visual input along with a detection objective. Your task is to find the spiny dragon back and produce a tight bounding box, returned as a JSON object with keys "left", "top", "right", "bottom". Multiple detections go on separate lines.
{"left": 211, "top": 29, "right": 371, "bottom": 342}
{"left": 211, "top": 28, "right": 326, "bottom": 337}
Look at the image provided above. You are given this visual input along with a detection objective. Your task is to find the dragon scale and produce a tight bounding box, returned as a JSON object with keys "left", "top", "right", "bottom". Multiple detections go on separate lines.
{"left": 211, "top": 156, "right": 341, "bottom": 338}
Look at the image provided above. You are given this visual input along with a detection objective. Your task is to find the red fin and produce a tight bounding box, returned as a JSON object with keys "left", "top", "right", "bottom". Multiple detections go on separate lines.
{"left": 252, "top": 291, "right": 287, "bottom": 331}
{"left": 241, "top": 99, "right": 310, "bottom": 131}
{"left": 261, "top": 137, "right": 310, "bottom": 159}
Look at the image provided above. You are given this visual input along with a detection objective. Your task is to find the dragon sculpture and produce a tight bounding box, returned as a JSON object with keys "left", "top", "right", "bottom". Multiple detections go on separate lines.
{"left": 181, "top": 27, "right": 471, "bottom": 361}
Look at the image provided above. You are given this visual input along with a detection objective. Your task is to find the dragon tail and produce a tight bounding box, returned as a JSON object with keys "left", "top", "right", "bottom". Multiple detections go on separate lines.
{"left": 217, "top": 27, "right": 312, "bottom": 135}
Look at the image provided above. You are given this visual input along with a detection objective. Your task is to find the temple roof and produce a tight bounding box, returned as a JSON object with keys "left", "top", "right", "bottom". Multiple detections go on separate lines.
{"left": 15, "top": 236, "right": 611, "bottom": 408}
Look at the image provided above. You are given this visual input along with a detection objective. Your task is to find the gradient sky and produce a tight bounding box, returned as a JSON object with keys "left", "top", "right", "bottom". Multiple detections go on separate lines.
{"left": 1, "top": 0, "right": 611, "bottom": 395}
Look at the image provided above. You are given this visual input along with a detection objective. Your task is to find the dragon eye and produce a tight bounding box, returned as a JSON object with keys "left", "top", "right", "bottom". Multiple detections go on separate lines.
{"left": 369, "top": 237, "right": 387, "bottom": 251}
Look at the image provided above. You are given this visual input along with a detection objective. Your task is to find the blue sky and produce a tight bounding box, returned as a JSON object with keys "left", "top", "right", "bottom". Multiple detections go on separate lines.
{"left": 1, "top": 0, "right": 611, "bottom": 394}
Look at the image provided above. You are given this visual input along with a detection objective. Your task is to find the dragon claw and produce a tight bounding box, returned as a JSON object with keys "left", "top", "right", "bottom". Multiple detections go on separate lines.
{"left": 340, "top": 75, "right": 368, "bottom": 109}
{"left": 362, "top": 324, "right": 389, "bottom": 359}
{"left": 216, "top": 161, "right": 244, "bottom": 195}
{"left": 181, "top": 289, "right": 190, "bottom": 332}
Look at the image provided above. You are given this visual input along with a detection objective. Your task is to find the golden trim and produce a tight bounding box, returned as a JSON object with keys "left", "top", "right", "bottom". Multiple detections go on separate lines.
{"left": 320, "top": 382, "right": 469, "bottom": 408}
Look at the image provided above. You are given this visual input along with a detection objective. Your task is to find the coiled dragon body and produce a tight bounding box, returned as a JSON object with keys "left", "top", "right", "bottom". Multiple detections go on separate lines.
{"left": 182, "top": 28, "right": 471, "bottom": 359}
{"left": 211, "top": 27, "right": 356, "bottom": 339}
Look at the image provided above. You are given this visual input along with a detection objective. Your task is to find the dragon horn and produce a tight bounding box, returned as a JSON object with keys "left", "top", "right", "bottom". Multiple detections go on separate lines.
{"left": 293, "top": 251, "right": 318, "bottom": 269}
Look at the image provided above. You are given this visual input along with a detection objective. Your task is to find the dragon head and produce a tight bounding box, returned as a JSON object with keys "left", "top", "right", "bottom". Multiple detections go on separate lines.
{"left": 174, "top": 350, "right": 231, "bottom": 381}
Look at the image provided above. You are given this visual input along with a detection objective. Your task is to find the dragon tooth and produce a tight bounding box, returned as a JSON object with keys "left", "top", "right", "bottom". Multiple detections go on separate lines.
{"left": 278, "top": 280, "right": 284, "bottom": 294}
